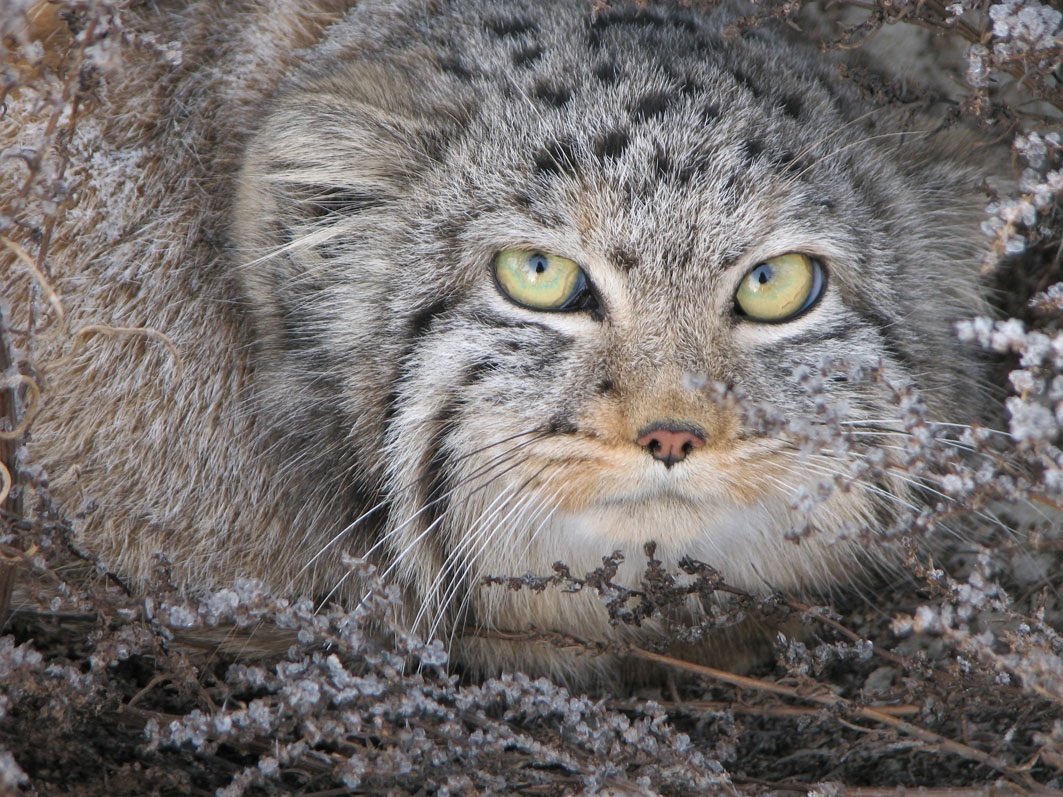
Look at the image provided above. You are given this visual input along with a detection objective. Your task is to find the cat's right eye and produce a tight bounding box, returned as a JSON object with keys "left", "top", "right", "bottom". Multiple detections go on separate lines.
{"left": 494, "top": 249, "right": 595, "bottom": 312}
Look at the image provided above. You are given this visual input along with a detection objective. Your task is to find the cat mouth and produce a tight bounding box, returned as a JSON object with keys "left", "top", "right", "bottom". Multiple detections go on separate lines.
{"left": 516, "top": 435, "right": 796, "bottom": 513}
{"left": 590, "top": 457, "right": 770, "bottom": 509}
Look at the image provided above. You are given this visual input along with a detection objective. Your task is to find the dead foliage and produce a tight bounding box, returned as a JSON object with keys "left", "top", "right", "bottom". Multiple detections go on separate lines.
{"left": 1, "top": 0, "right": 1062, "bottom": 794}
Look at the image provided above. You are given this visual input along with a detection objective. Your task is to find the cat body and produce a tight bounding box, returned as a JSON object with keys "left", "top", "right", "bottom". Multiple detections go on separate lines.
{"left": 4, "top": 0, "right": 991, "bottom": 684}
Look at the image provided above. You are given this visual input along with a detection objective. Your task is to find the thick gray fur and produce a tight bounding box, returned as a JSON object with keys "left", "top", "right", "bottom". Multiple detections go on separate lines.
{"left": 232, "top": 0, "right": 994, "bottom": 683}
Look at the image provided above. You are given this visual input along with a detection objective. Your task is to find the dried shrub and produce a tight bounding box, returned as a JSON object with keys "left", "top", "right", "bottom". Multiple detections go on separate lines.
{"left": 1, "top": 0, "right": 1061, "bottom": 794}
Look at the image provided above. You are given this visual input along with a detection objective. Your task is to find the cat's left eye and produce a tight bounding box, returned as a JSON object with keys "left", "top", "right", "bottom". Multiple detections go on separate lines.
{"left": 494, "top": 249, "right": 594, "bottom": 312}
{"left": 734, "top": 253, "right": 825, "bottom": 323}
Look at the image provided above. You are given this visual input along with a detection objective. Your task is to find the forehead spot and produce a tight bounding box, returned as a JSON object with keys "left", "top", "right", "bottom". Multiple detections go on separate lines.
{"left": 729, "top": 66, "right": 764, "bottom": 99}
{"left": 512, "top": 44, "right": 543, "bottom": 67}
{"left": 589, "top": 6, "right": 698, "bottom": 34}
{"left": 594, "top": 61, "right": 619, "bottom": 83}
{"left": 437, "top": 52, "right": 474, "bottom": 81}
{"left": 740, "top": 138, "right": 765, "bottom": 167}
{"left": 653, "top": 144, "right": 672, "bottom": 178}
{"left": 632, "top": 91, "right": 674, "bottom": 122}
{"left": 780, "top": 94, "right": 803, "bottom": 119}
{"left": 484, "top": 17, "right": 539, "bottom": 37}
{"left": 533, "top": 138, "right": 581, "bottom": 178}
{"left": 612, "top": 247, "right": 639, "bottom": 271}
{"left": 594, "top": 129, "right": 630, "bottom": 160}
{"left": 533, "top": 81, "right": 572, "bottom": 108}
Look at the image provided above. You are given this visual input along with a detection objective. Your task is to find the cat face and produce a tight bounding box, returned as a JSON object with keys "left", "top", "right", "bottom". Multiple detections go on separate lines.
{"left": 234, "top": 0, "right": 989, "bottom": 679}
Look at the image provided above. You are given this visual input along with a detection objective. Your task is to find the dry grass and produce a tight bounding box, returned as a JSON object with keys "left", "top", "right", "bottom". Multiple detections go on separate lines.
{"left": 1, "top": 0, "right": 1062, "bottom": 794}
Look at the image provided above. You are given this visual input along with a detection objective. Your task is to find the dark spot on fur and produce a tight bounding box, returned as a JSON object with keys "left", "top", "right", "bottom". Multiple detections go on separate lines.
{"left": 758, "top": 321, "right": 862, "bottom": 350}
{"left": 548, "top": 416, "right": 578, "bottom": 435}
{"left": 438, "top": 53, "right": 473, "bottom": 81}
{"left": 730, "top": 67, "right": 763, "bottom": 99}
{"left": 272, "top": 221, "right": 293, "bottom": 247}
{"left": 774, "top": 150, "right": 813, "bottom": 176}
{"left": 678, "top": 78, "right": 703, "bottom": 96}
{"left": 595, "top": 378, "right": 617, "bottom": 396}
{"left": 419, "top": 130, "right": 449, "bottom": 163}
{"left": 589, "top": 6, "right": 698, "bottom": 34}
{"left": 382, "top": 387, "right": 402, "bottom": 428}
{"left": 594, "top": 61, "right": 619, "bottom": 83}
{"left": 851, "top": 305, "right": 919, "bottom": 374}
{"left": 408, "top": 298, "right": 450, "bottom": 339}
{"left": 533, "top": 139, "right": 580, "bottom": 178}
{"left": 781, "top": 94, "right": 803, "bottom": 119}
{"left": 699, "top": 104, "right": 720, "bottom": 124}
{"left": 740, "top": 138, "right": 764, "bottom": 166}
{"left": 420, "top": 401, "right": 461, "bottom": 532}
{"left": 533, "top": 81, "right": 571, "bottom": 107}
{"left": 772, "top": 150, "right": 796, "bottom": 168}
{"left": 633, "top": 91, "right": 673, "bottom": 122}
{"left": 472, "top": 311, "right": 575, "bottom": 347}
{"left": 612, "top": 247, "right": 638, "bottom": 271}
{"left": 338, "top": 478, "right": 390, "bottom": 543}
{"left": 852, "top": 174, "right": 895, "bottom": 222}
{"left": 278, "top": 296, "right": 320, "bottom": 353}
{"left": 514, "top": 191, "right": 534, "bottom": 208}
{"left": 459, "top": 358, "right": 500, "bottom": 387}
{"left": 485, "top": 16, "right": 538, "bottom": 37}
{"left": 512, "top": 43, "right": 543, "bottom": 67}
{"left": 595, "top": 129, "right": 629, "bottom": 160}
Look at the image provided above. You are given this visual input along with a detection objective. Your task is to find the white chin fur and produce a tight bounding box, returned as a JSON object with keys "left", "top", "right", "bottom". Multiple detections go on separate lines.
{"left": 464, "top": 481, "right": 867, "bottom": 597}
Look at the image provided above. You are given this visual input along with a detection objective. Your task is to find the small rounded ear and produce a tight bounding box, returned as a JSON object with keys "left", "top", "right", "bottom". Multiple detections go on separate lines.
{"left": 234, "top": 48, "right": 475, "bottom": 254}
{"left": 231, "top": 36, "right": 476, "bottom": 348}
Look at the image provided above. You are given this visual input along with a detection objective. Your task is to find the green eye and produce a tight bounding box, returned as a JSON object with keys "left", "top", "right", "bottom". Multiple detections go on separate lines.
{"left": 494, "top": 249, "right": 592, "bottom": 311}
{"left": 734, "top": 253, "right": 825, "bottom": 323}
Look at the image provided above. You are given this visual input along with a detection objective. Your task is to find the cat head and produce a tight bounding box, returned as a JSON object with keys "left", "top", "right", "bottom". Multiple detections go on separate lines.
{"left": 233, "top": 0, "right": 992, "bottom": 674}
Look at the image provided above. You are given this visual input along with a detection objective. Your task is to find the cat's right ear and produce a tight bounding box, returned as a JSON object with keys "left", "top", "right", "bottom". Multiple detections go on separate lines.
{"left": 230, "top": 35, "right": 478, "bottom": 354}
{"left": 232, "top": 42, "right": 475, "bottom": 269}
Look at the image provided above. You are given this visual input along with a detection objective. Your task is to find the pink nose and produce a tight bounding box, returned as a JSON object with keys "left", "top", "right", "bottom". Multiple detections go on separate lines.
{"left": 636, "top": 423, "right": 707, "bottom": 468}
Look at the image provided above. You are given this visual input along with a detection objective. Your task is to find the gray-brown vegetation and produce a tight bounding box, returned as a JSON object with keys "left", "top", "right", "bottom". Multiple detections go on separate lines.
{"left": 1, "top": 0, "right": 1062, "bottom": 794}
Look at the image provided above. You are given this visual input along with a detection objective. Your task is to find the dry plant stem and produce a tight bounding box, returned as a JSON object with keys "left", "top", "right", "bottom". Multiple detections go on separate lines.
{"left": 784, "top": 597, "right": 907, "bottom": 667}
{"left": 0, "top": 304, "right": 21, "bottom": 627}
{"left": 921, "top": 0, "right": 1063, "bottom": 110}
{"left": 48, "top": 324, "right": 184, "bottom": 376}
{"left": 835, "top": 0, "right": 1062, "bottom": 110}
{"left": 729, "top": 779, "right": 1037, "bottom": 797}
{"left": 0, "top": 236, "right": 65, "bottom": 335}
{"left": 843, "top": 790, "right": 1042, "bottom": 797}
{"left": 606, "top": 697, "right": 920, "bottom": 718}
{"left": 0, "top": 375, "right": 40, "bottom": 442}
{"left": 626, "top": 647, "right": 1027, "bottom": 785}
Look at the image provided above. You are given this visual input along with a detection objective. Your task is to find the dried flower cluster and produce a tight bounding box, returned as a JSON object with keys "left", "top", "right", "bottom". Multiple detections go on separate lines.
{"left": 1, "top": 0, "right": 1062, "bottom": 794}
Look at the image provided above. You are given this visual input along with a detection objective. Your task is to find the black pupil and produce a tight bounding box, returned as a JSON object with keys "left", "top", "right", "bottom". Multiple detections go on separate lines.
{"left": 755, "top": 264, "right": 773, "bottom": 285}
{"left": 530, "top": 253, "right": 548, "bottom": 274}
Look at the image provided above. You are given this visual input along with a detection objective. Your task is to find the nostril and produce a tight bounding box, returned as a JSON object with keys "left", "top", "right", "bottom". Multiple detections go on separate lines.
{"left": 635, "top": 422, "right": 707, "bottom": 467}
